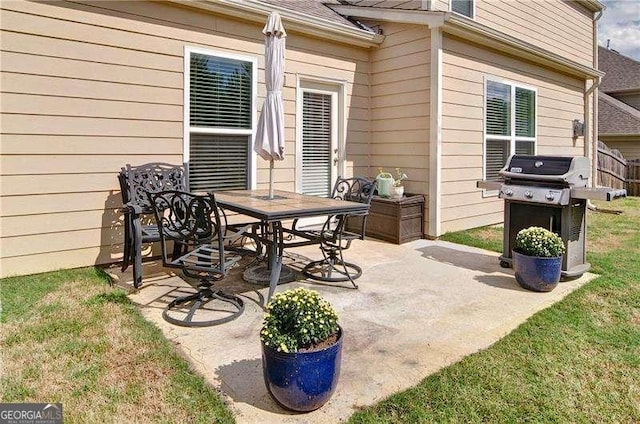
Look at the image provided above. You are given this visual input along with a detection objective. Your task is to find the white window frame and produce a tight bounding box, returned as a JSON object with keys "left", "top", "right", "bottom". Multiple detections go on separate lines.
{"left": 183, "top": 46, "right": 258, "bottom": 189}
{"left": 482, "top": 76, "right": 537, "bottom": 196}
{"left": 449, "top": 0, "right": 475, "bottom": 19}
{"left": 295, "top": 75, "right": 347, "bottom": 194}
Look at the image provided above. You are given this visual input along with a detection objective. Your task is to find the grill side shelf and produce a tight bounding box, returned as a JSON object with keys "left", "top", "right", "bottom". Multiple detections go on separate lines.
{"left": 476, "top": 180, "right": 503, "bottom": 191}
{"left": 570, "top": 187, "right": 627, "bottom": 201}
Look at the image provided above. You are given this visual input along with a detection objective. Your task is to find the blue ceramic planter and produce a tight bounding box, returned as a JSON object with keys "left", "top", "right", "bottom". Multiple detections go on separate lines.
{"left": 512, "top": 250, "right": 562, "bottom": 292}
{"left": 262, "top": 327, "right": 342, "bottom": 412}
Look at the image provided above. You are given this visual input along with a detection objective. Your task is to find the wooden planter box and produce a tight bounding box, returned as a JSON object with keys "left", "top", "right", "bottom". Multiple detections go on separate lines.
{"left": 348, "top": 194, "right": 425, "bottom": 244}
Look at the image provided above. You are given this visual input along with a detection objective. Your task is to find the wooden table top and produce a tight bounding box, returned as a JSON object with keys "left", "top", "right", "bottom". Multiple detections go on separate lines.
{"left": 214, "top": 189, "right": 369, "bottom": 222}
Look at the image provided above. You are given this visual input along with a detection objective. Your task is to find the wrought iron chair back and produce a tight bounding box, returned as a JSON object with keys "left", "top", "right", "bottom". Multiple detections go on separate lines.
{"left": 126, "top": 163, "right": 188, "bottom": 213}
{"left": 148, "top": 190, "right": 226, "bottom": 275}
{"left": 328, "top": 177, "right": 376, "bottom": 242}
{"left": 118, "top": 162, "right": 187, "bottom": 288}
{"left": 147, "top": 190, "right": 244, "bottom": 327}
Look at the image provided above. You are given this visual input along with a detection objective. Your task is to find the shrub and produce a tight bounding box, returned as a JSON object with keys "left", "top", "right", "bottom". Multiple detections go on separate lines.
{"left": 260, "top": 288, "right": 339, "bottom": 353}
{"left": 515, "top": 226, "right": 566, "bottom": 258}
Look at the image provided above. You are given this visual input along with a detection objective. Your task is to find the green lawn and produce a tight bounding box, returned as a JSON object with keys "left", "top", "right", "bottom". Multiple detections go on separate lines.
{"left": 349, "top": 197, "right": 640, "bottom": 423}
{"left": 0, "top": 268, "right": 234, "bottom": 424}
{"left": 2, "top": 199, "right": 638, "bottom": 423}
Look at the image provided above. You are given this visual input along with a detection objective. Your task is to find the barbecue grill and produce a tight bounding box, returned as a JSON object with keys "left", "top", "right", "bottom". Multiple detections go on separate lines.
{"left": 478, "top": 155, "right": 626, "bottom": 278}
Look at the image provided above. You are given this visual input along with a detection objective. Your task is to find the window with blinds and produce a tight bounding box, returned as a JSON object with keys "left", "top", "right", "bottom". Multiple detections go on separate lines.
{"left": 187, "top": 50, "right": 253, "bottom": 191}
{"left": 302, "top": 91, "right": 333, "bottom": 197}
{"left": 486, "top": 81, "right": 511, "bottom": 137}
{"left": 189, "top": 134, "right": 248, "bottom": 191}
{"left": 451, "top": 0, "right": 474, "bottom": 18}
{"left": 484, "top": 80, "right": 536, "bottom": 181}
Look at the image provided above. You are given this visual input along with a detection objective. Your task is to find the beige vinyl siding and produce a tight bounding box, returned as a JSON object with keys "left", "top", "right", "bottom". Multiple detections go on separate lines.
{"left": 369, "top": 22, "right": 431, "bottom": 232}
{"left": 440, "top": 35, "right": 586, "bottom": 233}
{"left": 600, "top": 138, "right": 640, "bottom": 160}
{"left": 433, "top": 0, "right": 594, "bottom": 68}
{"left": 476, "top": 0, "right": 594, "bottom": 68}
{"left": 0, "top": 0, "right": 369, "bottom": 277}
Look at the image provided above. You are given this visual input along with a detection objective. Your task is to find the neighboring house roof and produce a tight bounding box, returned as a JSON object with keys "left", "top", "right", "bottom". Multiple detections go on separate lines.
{"left": 598, "top": 46, "right": 640, "bottom": 93}
{"left": 599, "top": 92, "right": 640, "bottom": 135}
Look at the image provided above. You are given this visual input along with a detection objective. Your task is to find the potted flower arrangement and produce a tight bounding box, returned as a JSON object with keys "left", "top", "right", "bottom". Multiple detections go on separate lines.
{"left": 390, "top": 168, "right": 408, "bottom": 199}
{"left": 376, "top": 168, "right": 408, "bottom": 199}
{"left": 260, "top": 287, "right": 342, "bottom": 412}
{"left": 513, "top": 226, "right": 566, "bottom": 292}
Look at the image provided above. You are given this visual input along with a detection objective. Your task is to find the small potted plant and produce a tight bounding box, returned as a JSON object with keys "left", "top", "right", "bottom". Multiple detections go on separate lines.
{"left": 260, "top": 287, "right": 342, "bottom": 412}
{"left": 512, "top": 226, "right": 566, "bottom": 292}
{"left": 390, "top": 167, "right": 408, "bottom": 199}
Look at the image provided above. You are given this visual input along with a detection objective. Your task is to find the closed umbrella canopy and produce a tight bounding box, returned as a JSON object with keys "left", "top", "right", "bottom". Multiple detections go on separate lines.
{"left": 254, "top": 11, "right": 287, "bottom": 199}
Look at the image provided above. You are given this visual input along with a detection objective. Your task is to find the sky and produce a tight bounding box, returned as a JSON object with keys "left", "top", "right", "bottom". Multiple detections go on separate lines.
{"left": 598, "top": 0, "right": 640, "bottom": 61}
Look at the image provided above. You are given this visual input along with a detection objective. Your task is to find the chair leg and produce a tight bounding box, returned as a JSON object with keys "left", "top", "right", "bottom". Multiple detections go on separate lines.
{"left": 162, "top": 281, "right": 244, "bottom": 327}
{"left": 302, "top": 245, "right": 361, "bottom": 288}
{"left": 121, "top": 217, "right": 132, "bottom": 272}
{"left": 133, "top": 223, "right": 143, "bottom": 289}
{"left": 337, "top": 246, "right": 359, "bottom": 289}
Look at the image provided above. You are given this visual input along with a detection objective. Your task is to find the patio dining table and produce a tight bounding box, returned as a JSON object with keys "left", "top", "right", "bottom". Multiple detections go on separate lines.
{"left": 214, "top": 189, "right": 370, "bottom": 301}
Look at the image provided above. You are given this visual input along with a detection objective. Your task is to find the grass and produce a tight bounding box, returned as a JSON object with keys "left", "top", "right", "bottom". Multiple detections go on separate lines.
{"left": 349, "top": 197, "right": 640, "bottom": 423}
{"left": 0, "top": 268, "right": 235, "bottom": 423}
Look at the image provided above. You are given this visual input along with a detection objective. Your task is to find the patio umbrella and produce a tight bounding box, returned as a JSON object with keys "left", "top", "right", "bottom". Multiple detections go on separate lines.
{"left": 254, "top": 11, "right": 287, "bottom": 200}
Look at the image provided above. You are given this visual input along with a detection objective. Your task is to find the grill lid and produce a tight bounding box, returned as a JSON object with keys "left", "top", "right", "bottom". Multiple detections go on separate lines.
{"left": 499, "top": 155, "right": 590, "bottom": 186}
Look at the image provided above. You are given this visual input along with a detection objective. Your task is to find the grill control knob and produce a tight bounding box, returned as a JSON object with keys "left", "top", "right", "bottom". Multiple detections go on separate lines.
{"left": 524, "top": 191, "right": 533, "bottom": 199}
{"left": 546, "top": 192, "right": 555, "bottom": 201}
{"left": 505, "top": 189, "right": 514, "bottom": 196}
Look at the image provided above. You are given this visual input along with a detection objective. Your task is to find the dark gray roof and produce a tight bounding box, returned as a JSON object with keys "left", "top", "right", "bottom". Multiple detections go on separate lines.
{"left": 599, "top": 46, "right": 640, "bottom": 93}
{"left": 257, "top": 0, "right": 361, "bottom": 28}
{"left": 599, "top": 92, "right": 640, "bottom": 135}
{"left": 338, "top": 0, "right": 427, "bottom": 9}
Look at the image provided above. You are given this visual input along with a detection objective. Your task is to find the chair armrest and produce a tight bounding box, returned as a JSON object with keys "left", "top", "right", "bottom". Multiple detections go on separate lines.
{"left": 120, "top": 202, "right": 144, "bottom": 215}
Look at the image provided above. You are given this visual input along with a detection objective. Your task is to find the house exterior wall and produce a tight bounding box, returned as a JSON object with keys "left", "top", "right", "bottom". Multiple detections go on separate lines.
{"left": 0, "top": 0, "right": 369, "bottom": 277}
{"left": 369, "top": 22, "right": 431, "bottom": 232}
{"left": 440, "top": 35, "right": 587, "bottom": 232}
{"left": 435, "top": 0, "right": 595, "bottom": 68}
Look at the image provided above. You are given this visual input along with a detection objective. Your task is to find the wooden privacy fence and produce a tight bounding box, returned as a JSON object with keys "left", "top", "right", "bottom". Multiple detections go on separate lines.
{"left": 597, "top": 141, "right": 626, "bottom": 190}
{"left": 597, "top": 141, "right": 640, "bottom": 196}
{"left": 627, "top": 159, "right": 640, "bottom": 197}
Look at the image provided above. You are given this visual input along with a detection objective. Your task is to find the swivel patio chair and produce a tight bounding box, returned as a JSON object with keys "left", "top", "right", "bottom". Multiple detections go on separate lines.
{"left": 299, "top": 177, "right": 376, "bottom": 288}
{"left": 147, "top": 190, "right": 244, "bottom": 327}
{"left": 119, "top": 163, "right": 187, "bottom": 288}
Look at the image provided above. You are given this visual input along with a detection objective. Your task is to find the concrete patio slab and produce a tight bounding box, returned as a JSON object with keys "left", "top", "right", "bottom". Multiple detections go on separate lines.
{"left": 118, "top": 238, "right": 594, "bottom": 423}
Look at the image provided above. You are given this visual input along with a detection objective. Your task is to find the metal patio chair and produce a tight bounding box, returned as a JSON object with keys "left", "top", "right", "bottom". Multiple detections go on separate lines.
{"left": 298, "top": 177, "right": 376, "bottom": 288}
{"left": 147, "top": 190, "right": 244, "bottom": 327}
{"left": 118, "top": 162, "right": 187, "bottom": 288}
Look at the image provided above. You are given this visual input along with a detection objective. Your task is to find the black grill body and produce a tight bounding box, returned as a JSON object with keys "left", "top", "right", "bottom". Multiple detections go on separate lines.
{"left": 501, "top": 198, "right": 588, "bottom": 278}
{"left": 477, "top": 155, "right": 626, "bottom": 279}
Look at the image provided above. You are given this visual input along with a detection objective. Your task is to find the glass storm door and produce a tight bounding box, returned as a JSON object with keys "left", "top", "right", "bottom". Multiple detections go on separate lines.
{"left": 301, "top": 89, "right": 338, "bottom": 197}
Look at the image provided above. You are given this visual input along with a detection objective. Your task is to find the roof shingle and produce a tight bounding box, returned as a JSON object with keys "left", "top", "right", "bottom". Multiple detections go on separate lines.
{"left": 257, "top": 0, "right": 360, "bottom": 28}
{"left": 598, "top": 46, "right": 640, "bottom": 93}
{"left": 599, "top": 92, "right": 640, "bottom": 135}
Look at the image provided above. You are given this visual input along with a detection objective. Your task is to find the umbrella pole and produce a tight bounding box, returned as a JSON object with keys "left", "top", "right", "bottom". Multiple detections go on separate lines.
{"left": 269, "top": 159, "right": 274, "bottom": 199}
